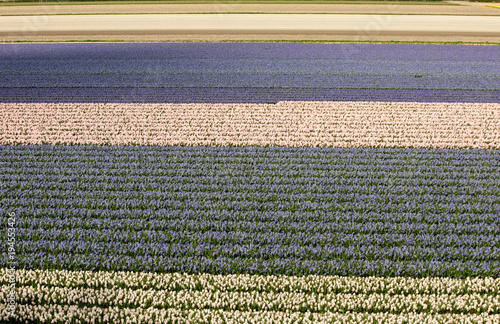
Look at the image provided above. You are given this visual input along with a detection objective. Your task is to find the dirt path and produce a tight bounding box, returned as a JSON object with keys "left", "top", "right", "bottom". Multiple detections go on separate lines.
{"left": 1, "top": 3, "right": 500, "bottom": 16}
{"left": 2, "top": 13, "right": 500, "bottom": 43}
{"left": 2, "top": 3, "right": 500, "bottom": 43}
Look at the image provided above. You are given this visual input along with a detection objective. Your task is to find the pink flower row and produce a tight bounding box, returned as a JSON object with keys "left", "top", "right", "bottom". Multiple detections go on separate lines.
{"left": 2, "top": 102, "right": 499, "bottom": 148}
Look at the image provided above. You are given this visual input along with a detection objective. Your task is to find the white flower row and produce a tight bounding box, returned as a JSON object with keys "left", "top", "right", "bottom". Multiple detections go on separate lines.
{"left": 5, "top": 284, "right": 499, "bottom": 313}
{"left": 5, "top": 269, "right": 499, "bottom": 296}
{"left": 1, "top": 269, "right": 499, "bottom": 323}
{"left": 5, "top": 284, "right": 500, "bottom": 313}
{"left": 2, "top": 303, "right": 499, "bottom": 324}
{"left": 1, "top": 101, "right": 499, "bottom": 148}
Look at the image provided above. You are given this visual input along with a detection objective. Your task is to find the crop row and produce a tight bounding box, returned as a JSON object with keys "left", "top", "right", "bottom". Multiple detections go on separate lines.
{"left": 1, "top": 269, "right": 500, "bottom": 323}
{"left": 2, "top": 59, "right": 498, "bottom": 77}
{"left": 17, "top": 214, "right": 500, "bottom": 232}
{"left": 1, "top": 43, "right": 498, "bottom": 61}
{"left": 2, "top": 88, "right": 498, "bottom": 104}
{"left": 2, "top": 74, "right": 498, "bottom": 91}
{"left": 2, "top": 102, "right": 500, "bottom": 148}
{"left": 6, "top": 269, "right": 500, "bottom": 295}
{"left": 1, "top": 145, "right": 499, "bottom": 276}
{"left": 4, "top": 304, "right": 499, "bottom": 324}
{"left": 5, "top": 282, "right": 500, "bottom": 314}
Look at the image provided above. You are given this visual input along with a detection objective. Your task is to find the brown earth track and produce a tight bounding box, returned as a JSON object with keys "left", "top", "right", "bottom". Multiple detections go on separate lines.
{"left": 1, "top": 3, "right": 500, "bottom": 15}
{"left": 3, "top": 31, "right": 500, "bottom": 43}
{"left": 1, "top": 3, "right": 500, "bottom": 42}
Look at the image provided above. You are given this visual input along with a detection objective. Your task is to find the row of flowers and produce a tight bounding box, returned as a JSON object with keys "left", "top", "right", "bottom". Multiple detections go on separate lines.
{"left": 4, "top": 303, "right": 499, "bottom": 324}
{"left": 8, "top": 253, "right": 500, "bottom": 277}
{"left": 6, "top": 285, "right": 500, "bottom": 314}
{"left": 2, "top": 102, "right": 500, "bottom": 148}
{"left": 5, "top": 269, "right": 500, "bottom": 295}
{"left": 19, "top": 224, "right": 500, "bottom": 247}
{"left": 3, "top": 42, "right": 498, "bottom": 61}
{"left": 1, "top": 269, "right": 500, "bottom": 323}
{"left": 3, "top": 88, "right": 498, "bottom": 104}
{"left": 3, "top": 57, "right": 496, "bottom": 78}
{"left": 3, "top": 74, "right": 497, "bottom": 90}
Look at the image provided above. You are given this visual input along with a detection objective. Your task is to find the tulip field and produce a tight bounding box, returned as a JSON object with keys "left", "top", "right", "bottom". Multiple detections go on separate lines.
{"left": 1, "top": 42, "right": 500, "bottom": 323}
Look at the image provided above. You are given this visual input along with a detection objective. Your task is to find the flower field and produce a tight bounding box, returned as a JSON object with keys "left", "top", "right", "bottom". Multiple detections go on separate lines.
{"left": 1, "top": 42, "right": 500, "bottom": 323}
{"left": 2, "top": 102, "right": 500, "bottom": 148}
{"left": 1, "top": 43, "right": 499, "bottom": 104}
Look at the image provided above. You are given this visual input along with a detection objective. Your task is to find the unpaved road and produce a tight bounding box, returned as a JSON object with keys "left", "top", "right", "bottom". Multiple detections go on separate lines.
{"left": 1, "top": 3, "right": 500, "bottom": 15}
{"left": 1, "top": 13, "right": 500, "bottom": 42}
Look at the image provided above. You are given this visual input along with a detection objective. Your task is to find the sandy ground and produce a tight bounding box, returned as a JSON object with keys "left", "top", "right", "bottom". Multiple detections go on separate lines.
{"left": 1, "top": 3, "right": 500, "bottom": 42}
{"left": 1, "top": 3, "right": 500, "bottom": 15}
{"left": 1, "top": 13, "right": 499, "bottom": 43}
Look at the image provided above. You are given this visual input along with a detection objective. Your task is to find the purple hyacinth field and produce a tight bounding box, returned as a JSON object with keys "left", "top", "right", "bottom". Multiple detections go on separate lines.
{"left": 1, "top": 42, "right": 500, "bottom": 323}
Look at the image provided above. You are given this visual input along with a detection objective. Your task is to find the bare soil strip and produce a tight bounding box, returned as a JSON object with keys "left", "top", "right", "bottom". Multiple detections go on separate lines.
{"left": 3, "top": 32, "right": 500, "bottom": 43}
{"left": 1, "top": 3, "right": 500, "bottom": 16}
{"left": 1, "top": 13, "right": 499, "bottom": 42}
